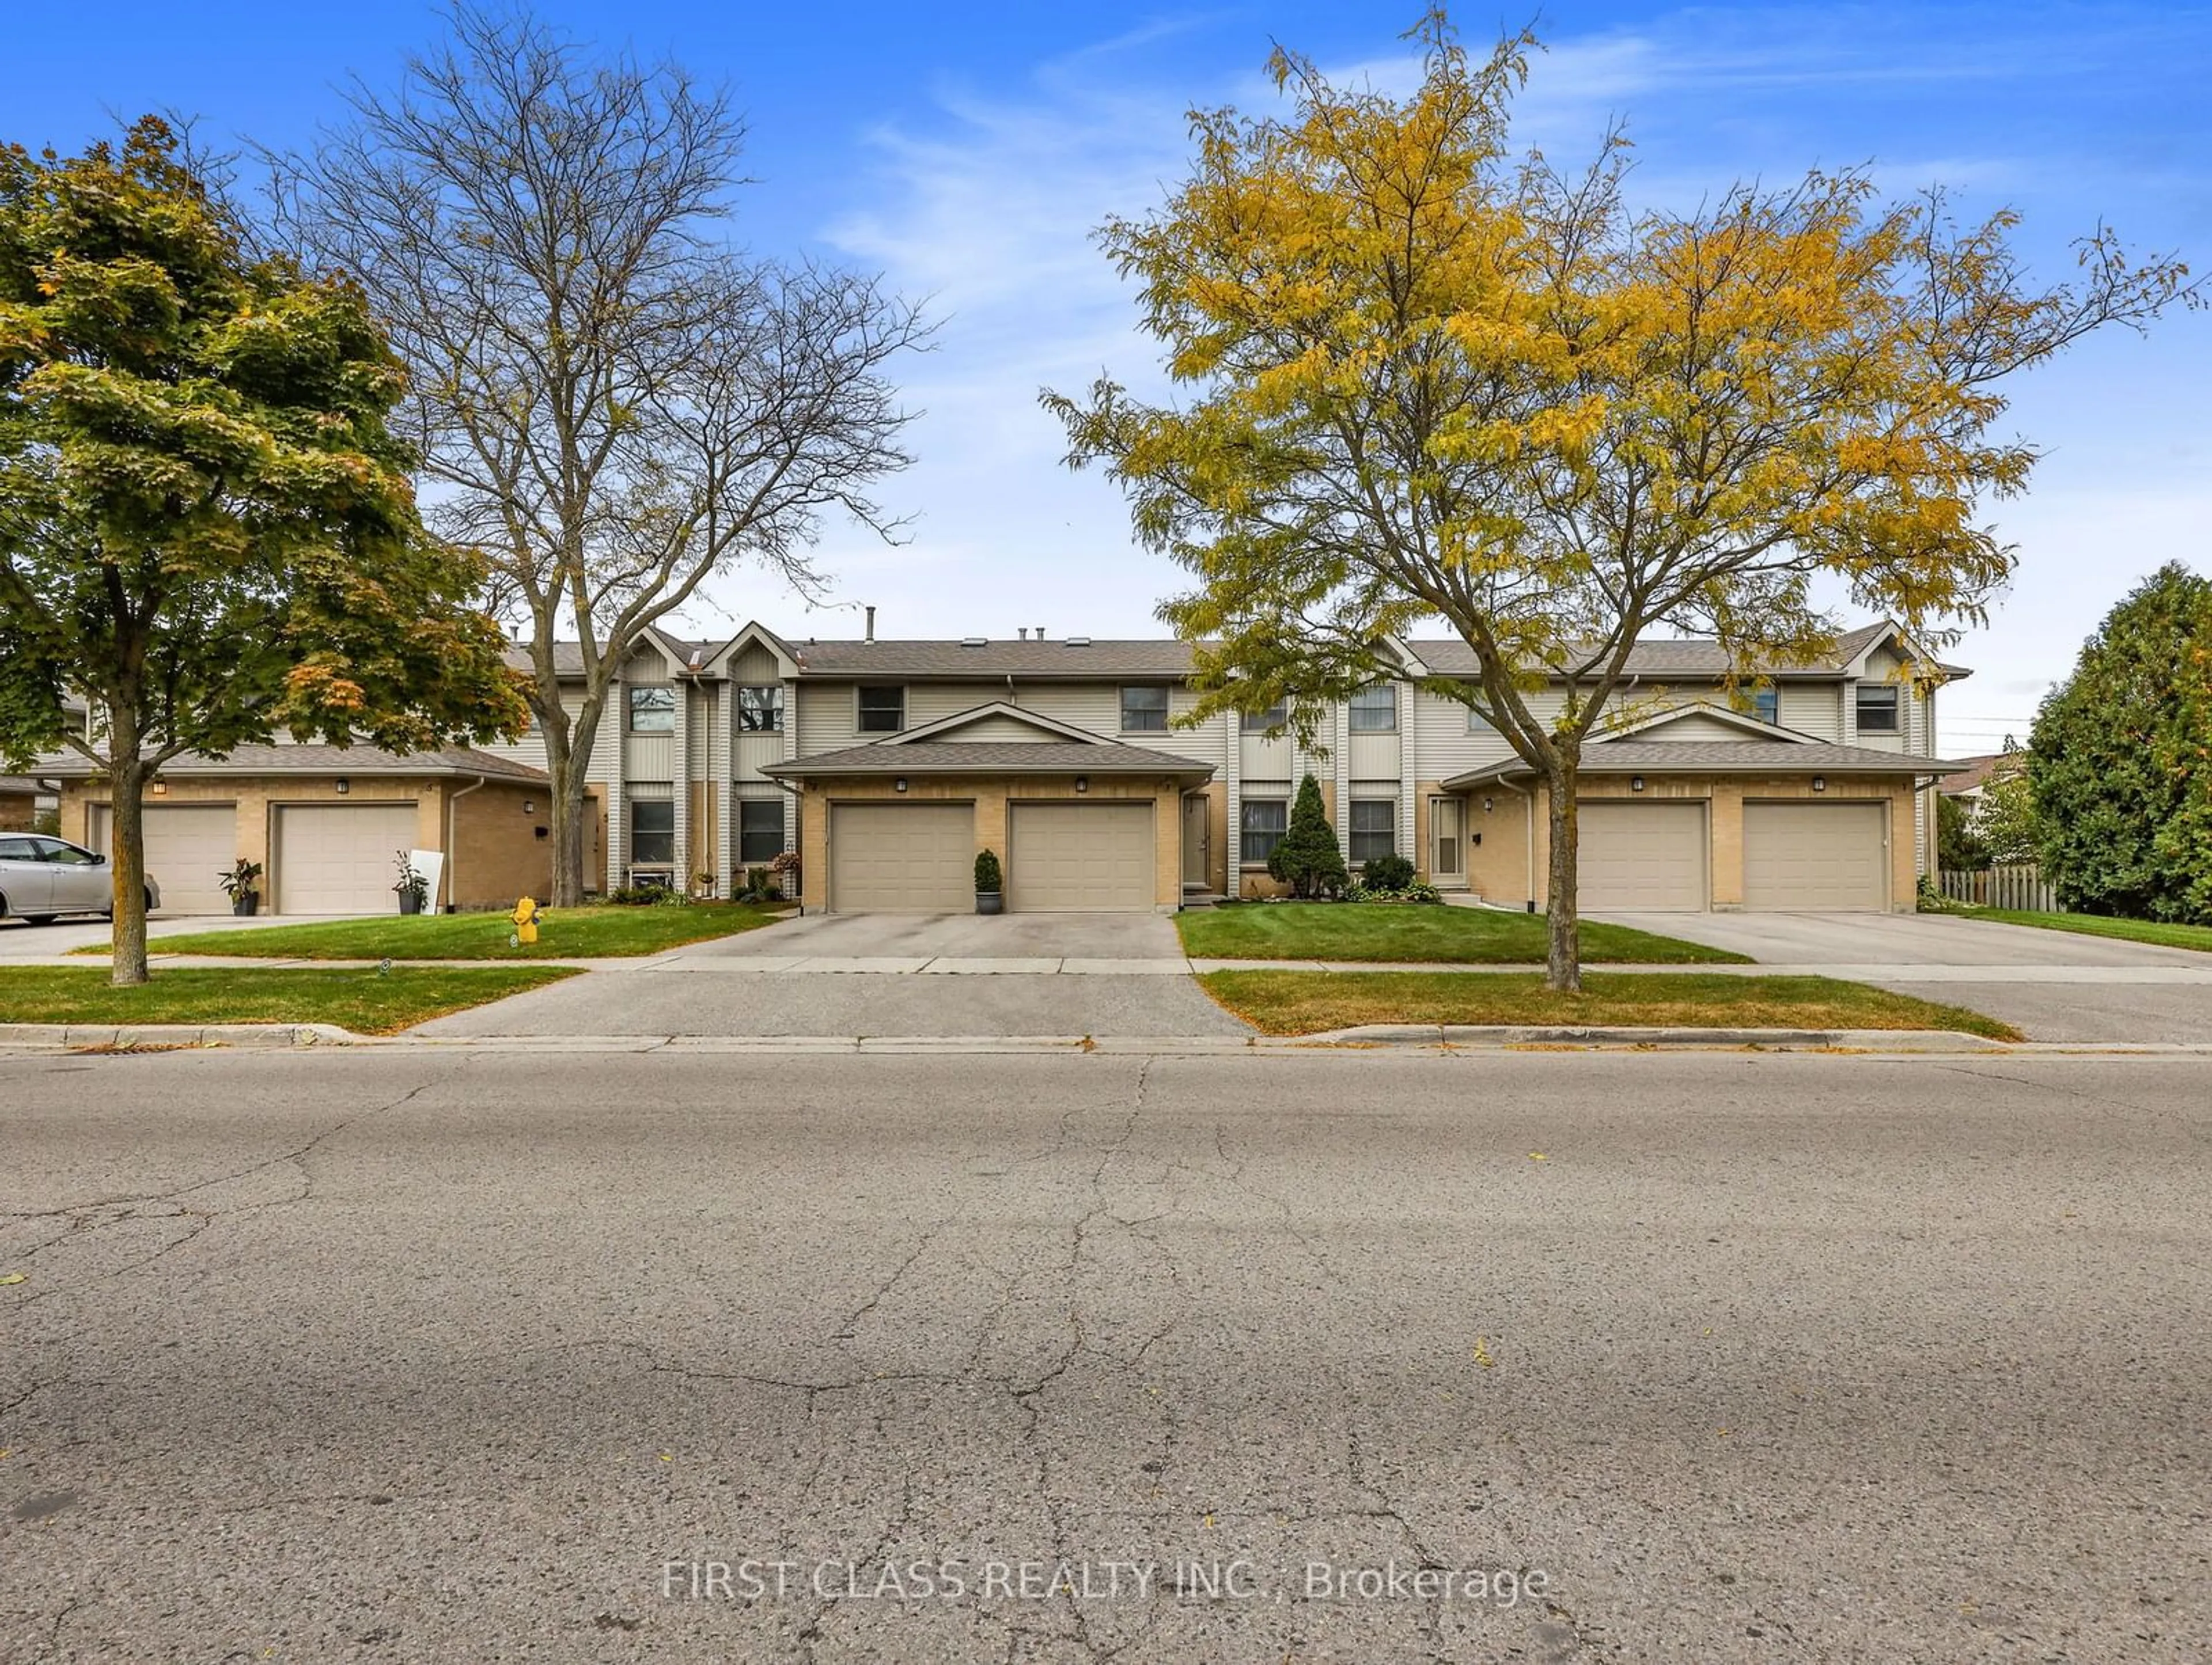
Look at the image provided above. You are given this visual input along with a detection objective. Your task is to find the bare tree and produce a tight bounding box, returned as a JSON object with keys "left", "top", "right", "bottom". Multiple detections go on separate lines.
{"left": 272, "top": 4, "right": 927, "bottom": 902}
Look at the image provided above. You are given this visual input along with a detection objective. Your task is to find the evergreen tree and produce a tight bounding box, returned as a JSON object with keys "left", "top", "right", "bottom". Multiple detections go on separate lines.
{"left": 2028, "top": 562, "right": 2212, "bottom": 922}
{"left": 1268, "top": 773, "right": 1349, "bottom": 899}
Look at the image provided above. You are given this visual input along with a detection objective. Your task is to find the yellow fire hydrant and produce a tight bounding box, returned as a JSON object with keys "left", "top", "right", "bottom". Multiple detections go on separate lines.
{"left": 510, "top": 895, "right": 543, "bottom": 946}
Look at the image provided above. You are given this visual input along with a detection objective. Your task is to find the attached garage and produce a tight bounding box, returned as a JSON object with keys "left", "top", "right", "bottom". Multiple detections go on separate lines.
{"left": 1743, "top": 801, "right": 1888, "bottom": 911}
{"left": 1577, "top": 800, "right": 1707, "bottom": 911}
{"left": 274, "top": 802, "right": 420, "bottom": 914}
{"left": 830, "top": 801, "right": 972, "bottom": 913}
{"left": 89, "top": 803, "right": 234, "bottom": 914}
{"left": 1007, "top": 801, "right": 1154, "bottom": 912}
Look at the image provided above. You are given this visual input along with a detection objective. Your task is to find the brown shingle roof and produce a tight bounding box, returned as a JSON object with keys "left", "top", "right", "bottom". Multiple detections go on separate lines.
{"left": 1408, "top": 621, "right": 1967, "bottom": 680}
{"left": 1444, "top": 740, "right": 1961, "bottom": 788}
{"left": 765, "top": 740, "right": 1214, "bottom": 778}
{"left": 1938, "top": 752, "right": 2025, "bottom": 796}
{"left": 34, "top": 743, "right": 547, "bottom": 782}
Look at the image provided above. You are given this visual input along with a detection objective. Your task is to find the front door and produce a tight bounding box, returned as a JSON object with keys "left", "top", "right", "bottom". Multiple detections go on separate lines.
{"left": 1181, "top": 794, "right": 1210, "bottom": 887}
{"left": 1430, "top": 796, "right": 1465, "bottom": 883}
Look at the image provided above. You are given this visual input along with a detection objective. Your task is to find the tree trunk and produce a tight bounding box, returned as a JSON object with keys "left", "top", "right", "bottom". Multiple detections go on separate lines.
{"left": 1543, "top": 756, "right": 1582, "bottom": 993}
{"left": 551, "top": 767, "right": 592, "bottom": 907}
{"left": 107, "top": 722, "right": 150, "bottom": 987}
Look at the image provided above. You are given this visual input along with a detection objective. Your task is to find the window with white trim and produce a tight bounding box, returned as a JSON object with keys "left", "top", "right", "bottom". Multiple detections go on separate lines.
{"left": 1120, "top": 685, "right": 1170, "bottom": 731}
{"left": 1349, "top": 799, "right": 1396, "bottom": 862}
{"left": 738, "top": 799, "right": 784, "bottom": 864}
{"left": 1243, "top": 699, "right": 1289, "bottom": 733}
{"left": 629, "top": 798, "right": 675, "bottom": 867}
{"left": 737, "top": 685, "right": 783, "bottom": 733}
{"left": 1349, "top": 684, "right": 1398, "bottom": 732}
{"left": 1855, "top": 684, "right": 1900, "bottom": 733}
{"left": 627, "top": 686, "right": 676, "bottom": 733}
{"left": 857, "top": 684, "right": 904, "bottom": 733}
{"left": 1753, "top": 687, "right": 1779, "bottom": 725}
{"left": 1240, "top": 799, "right": 1287, "bottom": 864}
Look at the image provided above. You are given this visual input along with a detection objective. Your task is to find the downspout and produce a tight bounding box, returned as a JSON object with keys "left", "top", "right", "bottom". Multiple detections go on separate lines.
{"left": 771, "top": 777, "right": 806, "bottom": 916}
{"left": 444, "top": 774, "right": 488, "bottom": 912}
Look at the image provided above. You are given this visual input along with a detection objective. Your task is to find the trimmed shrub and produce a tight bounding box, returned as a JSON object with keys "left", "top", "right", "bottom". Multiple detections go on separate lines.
{"left": 1267, "top": 773, "right": 1349, "bottom": 899}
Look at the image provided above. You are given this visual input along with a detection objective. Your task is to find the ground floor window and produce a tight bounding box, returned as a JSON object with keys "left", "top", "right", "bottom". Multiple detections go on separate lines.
{"left": 629, "top": 797, "right": 675, "bottom": 868}
{"left": 1240, "top": 798, "right": 1287, "bottom": 864}
{"left": 1350, "top": 799, "right": 1396, "bottom": 863}
{"left": 738, "top": 798, "right": 784, "bottom": 864}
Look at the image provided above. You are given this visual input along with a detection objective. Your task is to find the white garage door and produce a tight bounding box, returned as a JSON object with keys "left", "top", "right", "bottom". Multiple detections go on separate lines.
{"left": 1744, "top": 801, "right": 1887, "bottom": 911}
{"left": 1008, "top": 802, "right": 1154, "bottom": 913}
{"left": 274, "top": 803, "right": 419, "bottom": 914}
{"left": 830, "top": 802, "right": 972, "bottom": 913}
{"left": 89, "top": 803, "right": 236, "bottom": 913}
{"left": 1577, "top": 800, "right": 1707, "bottom": 911}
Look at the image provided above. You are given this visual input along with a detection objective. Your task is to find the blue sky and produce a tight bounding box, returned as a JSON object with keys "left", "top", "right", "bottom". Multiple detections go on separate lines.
{"left": 9, "top": 2, "right": 2209, "bottom": 754}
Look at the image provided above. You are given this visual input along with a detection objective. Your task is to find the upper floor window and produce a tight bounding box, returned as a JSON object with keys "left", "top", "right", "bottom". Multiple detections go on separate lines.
{"left": 737, "top": 684, "right": 783, "bottom": 733}
{"left": 1753, "top": 687, "right": 1779, "bottom": 726}
{"left": 628, "top": 686, "right": 676, "bottom": 734}
{"left": 1349, "top": 684, "right": 1398, "bottom": 733}
{"left": 1855, "top": 683, "right": 1900, "bottom": 733}
{"left": 1466, "top": 703, "right": 1495, "bottom": 734}
{"left": 1242, "top": 699, "right": 1289, "bottom": 733}
{"left": 1120, "top": 685, "right": 1170, "bottom": 732}
{"left": 857, "top": 684, "right": 904, "bottom": 733}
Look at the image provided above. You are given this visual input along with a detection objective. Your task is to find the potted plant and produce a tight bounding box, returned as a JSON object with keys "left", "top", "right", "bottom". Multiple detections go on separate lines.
{"left": 974, "top": 848, "right": 1003, "bottom": 915}
{"left": 392, "top": 850, "right": 430, "bottom": 915}
{"left": 218, "top": 858, "right": 263, "bottom": 917}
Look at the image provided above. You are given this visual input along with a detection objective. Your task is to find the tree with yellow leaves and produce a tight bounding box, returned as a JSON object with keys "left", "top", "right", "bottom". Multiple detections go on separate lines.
{"left": 1047, "top": 15, "right": 2196, "bottom": 989}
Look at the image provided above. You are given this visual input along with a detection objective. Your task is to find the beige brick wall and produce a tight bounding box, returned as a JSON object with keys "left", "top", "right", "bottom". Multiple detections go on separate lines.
{"left": 0, "top": 791, "right": 33, "bottom": 832}
{"left": 796, "top": 773, "right": 1185, "bottom": 911}
{"left": 61, "top": 773, "right": 571, "bottom": 912}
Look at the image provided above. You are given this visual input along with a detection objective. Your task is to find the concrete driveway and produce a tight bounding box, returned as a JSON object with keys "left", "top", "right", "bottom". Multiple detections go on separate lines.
{"left": 0, "top": 912, "right": 329, "bottom": 959}
{"left": 418, "top": 911, "right": 1249, "bottom": 1040}
{"left": 1599, "top": 909, "right": 2212, "bottom": 1042}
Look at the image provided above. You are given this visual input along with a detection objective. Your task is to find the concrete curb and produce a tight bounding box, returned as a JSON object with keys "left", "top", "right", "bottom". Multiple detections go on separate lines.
{"left": 5, "top": 1024, "right": 2205, "bottom": 1055}
{"left": 0, "top": 1022, "right": 359, "bottom": 1050}
{"left": 1285, "top": 1023, "right": 2013, "bottom": 1052}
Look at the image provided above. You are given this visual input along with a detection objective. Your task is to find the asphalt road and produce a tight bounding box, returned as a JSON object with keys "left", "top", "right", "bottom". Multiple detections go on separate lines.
{"left": 3, "top": 1049, "right": 2207, "bottom": 1663}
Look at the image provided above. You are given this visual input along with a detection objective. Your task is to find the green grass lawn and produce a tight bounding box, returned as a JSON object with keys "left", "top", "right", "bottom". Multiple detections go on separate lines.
{"left": 0, "top": 965, "right": 579, "bottom": 1035}
{"left": 1962, "top": 908, "right": 2212, "bottom": 954}
{"left": 83, "top": 900, "right": 791, "bottom": 961}
{"left": 1176, "top": 901, "right": 1750, "bottom": 964}
{"left": 1200, "top": 970, "right": 2020, "bottom": 1040}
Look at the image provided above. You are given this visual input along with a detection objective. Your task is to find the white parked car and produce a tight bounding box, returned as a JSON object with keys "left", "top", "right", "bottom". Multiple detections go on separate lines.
{"left": 0, "top": 835, "right": 161, "bottom": 926}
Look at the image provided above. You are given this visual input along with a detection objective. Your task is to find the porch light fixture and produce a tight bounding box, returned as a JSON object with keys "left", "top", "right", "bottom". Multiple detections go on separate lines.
{"left": 1630, "top": 776, "right": 1645, "bottom": 792}
{"left": 522, "top": 800, "right": 535, "bottom": 815}
{"left": 894, "top": 777, "right": 908, "bottom": 793}
{"left": 1812, "top": 775, "right": 1827, "bottom": 792}
{"left": 151, "top": 780, "right": 167, "bottom": 797}
{"left": 1482, "top": 797, "right": 1493, "bottom": 813}
{"left": 335, "top": 778, "right": 350, "bottom": 794}
{"left": 1075, "top": 775, "right": 1089, "bottom": 793}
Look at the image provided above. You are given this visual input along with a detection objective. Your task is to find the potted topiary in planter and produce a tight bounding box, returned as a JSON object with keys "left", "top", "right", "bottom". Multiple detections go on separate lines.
{"left": 219, "top": 858, "right": 263, "bottom": 917}
{"left": 974, "top": 848, "right": 1003, "bottom": 915}
{"left": 392, "top": 850, "right": 429, "bottom": 915}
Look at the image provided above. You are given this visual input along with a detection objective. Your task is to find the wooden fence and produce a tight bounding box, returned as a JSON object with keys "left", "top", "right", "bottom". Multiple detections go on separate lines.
{"left": 1940, "top": 864, "right": 2063, "bottom": 913}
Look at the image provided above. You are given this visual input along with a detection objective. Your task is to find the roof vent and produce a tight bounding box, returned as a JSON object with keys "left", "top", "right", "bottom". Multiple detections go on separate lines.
{"left": 961, "top": 636, "right": 987, "bottom": 648}
{"left": 1017, "top": 627, "right": 1028, "bottom": 641}
{"left": 1065, "top": 635, "right": 1092, "bottom": 648}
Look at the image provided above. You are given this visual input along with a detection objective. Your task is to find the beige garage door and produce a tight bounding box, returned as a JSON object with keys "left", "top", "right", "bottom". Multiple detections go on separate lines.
{"left": 1744, "top": 801, "right": 1887, "bottom": 911}
{"left": 1577, "top": 800, "right": 1707, "bottom": 911}
{"left": 830, "top": 802, "right": 972, "bottom": 913}
{"left": 1008, "top": 801, "right": 1155, "bottom": 913}
{"left": 274, "top": 803, "right": 419, "bottom": 914}
{"left": 90, "top": 803, "right": 234, "bottom": 913}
